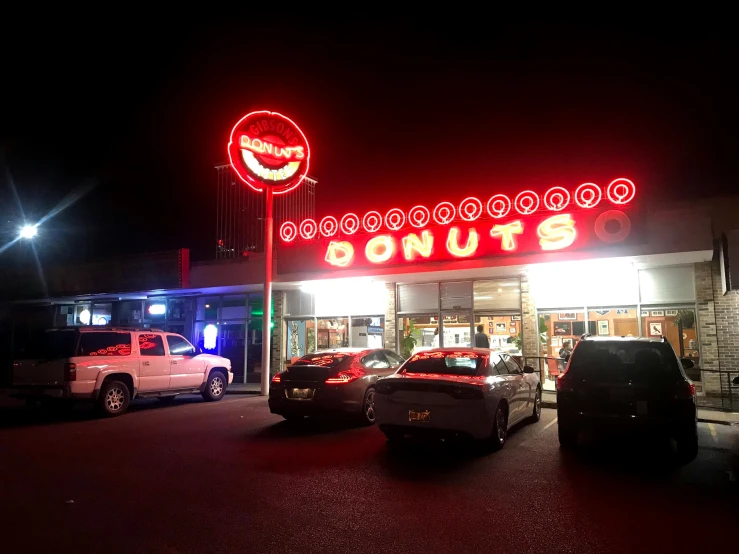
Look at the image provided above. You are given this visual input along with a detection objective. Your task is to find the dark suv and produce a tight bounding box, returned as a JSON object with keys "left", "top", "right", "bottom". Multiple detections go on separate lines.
{"left": 556, "top": 335, "right": 698, "bottom": 461}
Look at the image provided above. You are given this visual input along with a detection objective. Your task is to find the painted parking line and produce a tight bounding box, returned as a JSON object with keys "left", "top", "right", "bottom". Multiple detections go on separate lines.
{"left": 707, "top": 423, "right": 719, "bottom": 443}
{"left": 542, "top": 417, "right": 558, "bottom": 431}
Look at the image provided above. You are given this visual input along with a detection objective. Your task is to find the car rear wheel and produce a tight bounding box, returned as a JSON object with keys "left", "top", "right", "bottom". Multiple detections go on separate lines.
{"left": 98, "top": 380, "right": 130, "bottom": 417}
{"left": 360, "top": 387, "right": 377, "bottom": 425}
{"left": 558, "top": 423, "right": 579, "bottom": 449}
{"left": 484, "top": 404, "right": 508, "bottom": 451}
{"left": 202, "top": 372, "right": 226, "bottom": 402}
{"left": 529, "top": 388, "right": 542, "bottom": 423}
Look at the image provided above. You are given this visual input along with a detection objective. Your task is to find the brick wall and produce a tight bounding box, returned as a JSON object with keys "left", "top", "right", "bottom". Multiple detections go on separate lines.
{"left": 270, "top": 290, "right": 285, "bottom": 376}
{"left": 695, "top": 261, "right": 720, "bottom": 394}
{"left": 520, "top": 274, "right": 539, "bottom": 358}
{"left": 384, "top": 283, "right": 397, "bottom": 351}
{"left": 709, "top": 259, "right": 739, "bottom": 393}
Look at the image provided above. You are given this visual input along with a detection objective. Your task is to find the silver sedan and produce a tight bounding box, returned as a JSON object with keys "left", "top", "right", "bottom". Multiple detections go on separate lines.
{"left": 374, "top": 348, "right": 542, "bottom": 449}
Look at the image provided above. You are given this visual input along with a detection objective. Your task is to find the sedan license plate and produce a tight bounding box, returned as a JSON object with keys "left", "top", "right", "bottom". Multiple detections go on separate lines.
{"left": 409, "top": 409, "right": 430, "bottom": 423}
{"left": 290, "top": 388, "right": 313, "bottom": 400}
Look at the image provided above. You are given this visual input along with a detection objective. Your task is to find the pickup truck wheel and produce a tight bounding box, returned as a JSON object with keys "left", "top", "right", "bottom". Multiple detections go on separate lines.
{"left": 202, "top": 372, "right": 226, "bottom": 402}
{"left": 99, "top": 380, "right": 130, "bottom": 417}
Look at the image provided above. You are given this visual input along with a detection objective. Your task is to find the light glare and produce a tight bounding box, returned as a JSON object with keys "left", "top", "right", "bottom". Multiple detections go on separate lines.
{"left": 20, "top": 225, "right": 38, "bottom": 239}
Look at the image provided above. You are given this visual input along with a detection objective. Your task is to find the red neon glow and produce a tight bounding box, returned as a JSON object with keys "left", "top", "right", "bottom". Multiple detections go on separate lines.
{"left": 385, "top": 208, "right": 406, "bottom": 231}
{"left": 366, "top": 235, "right": 395, "bottom": 263}
{"left": 594, "top": 210, "right": 632, "bottom": 243}
{"left": 299, "top": 219, "right": 317, "bottom": 240}
{"left": 433, "top": 202, "right": 456, "bottom": 225}
{"left": 340, "top": 213, "right": 360, "bottom": 235}
{"left": 227, "top": 110, "right": 310, "bottom": 195}
{"left": 446, "top": 227, "right": 479, "bottom": 258}
{"left": 606, "top": 178, "right": 636, "bottom": 205}
{"left": 280, "top": 221, "right": 297, "bottom": 242}
{"left": 325, "top": 368, "right": 364, "bottom": 384}
{"left": 325, "top": 241, "right": 354, "bottom": 267}
{"left": 514, "top": 190, "right": 540, "bottom": 215}
{"left": 487, "top": 194, "right": 512, "bottom": 219}
{"left": 409, "top": 205, "right": 430, "bottom": 228}
{"left": 574, "top": 183, "right": 602, "bottom": 208}
{"left": 543, "top": 187, "right": 571, "bottom": 211}
{"left": 319, "top": 216, "right": 338, "bottom": 237}
{"left": 88, "top": 343, "right": 131, "bottom": 357}
{"left": 490, "top": 220, "right": 524, "bottom": 251}
{"left": 537, "top": 214, "right": 577, "bottom": 251}
{"left": 402, "top": 230, "right": 434, "bottom": 260}
{"left": 459, "top": 197, "right": 483, "bottom": 221}
{"left": 362, "top": 211, "right": 382, "bottom": 233}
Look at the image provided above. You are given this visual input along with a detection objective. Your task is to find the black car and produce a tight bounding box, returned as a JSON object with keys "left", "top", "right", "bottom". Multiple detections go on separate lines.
{"left": 269, "top": 348, "right": 404, "bottom": 424}
{"left": 556, "top": 335, "right": 698, "bottom": 461}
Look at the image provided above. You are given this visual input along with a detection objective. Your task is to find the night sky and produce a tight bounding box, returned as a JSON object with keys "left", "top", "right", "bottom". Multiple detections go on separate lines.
{"left": 2, "top": 19, "right": 738, "bottom": 266}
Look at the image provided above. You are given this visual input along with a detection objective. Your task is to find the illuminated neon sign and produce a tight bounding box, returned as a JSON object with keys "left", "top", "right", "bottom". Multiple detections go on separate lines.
{"left": 279, "top": 178, "right": 639, "bottom": 271}
{"left": 227, "top": 111, "right": 310, "bottom": 194}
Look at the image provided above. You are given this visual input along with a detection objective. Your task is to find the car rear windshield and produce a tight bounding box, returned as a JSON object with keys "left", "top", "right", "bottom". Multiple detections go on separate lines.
{"left": 403, "top": 351, "right": 485, "bottom": 376}
{"left": 292, "top": 352, "right": 352, "bottom": 369}
{"left": 14, "top": 329, "right": 78, "bottom": 360}
{"left": 567, "top": 341, "right": 681, "bottom": 382}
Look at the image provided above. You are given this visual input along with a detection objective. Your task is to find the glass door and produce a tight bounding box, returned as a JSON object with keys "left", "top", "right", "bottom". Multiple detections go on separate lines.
{"left": 439, "top": 311, "right": 473, "bottom": 348}
{"left": 397, "top": 315, "right": 438, "bottom": 358}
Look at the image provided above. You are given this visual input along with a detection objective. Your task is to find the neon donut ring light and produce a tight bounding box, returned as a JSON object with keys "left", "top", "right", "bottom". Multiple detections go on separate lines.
{"left": 280, "top": 221, "right": 297, "bottom": 242}
{"left": 433, "top": 202, "right": 456, "bottom": 225}
{"left": 459, "top": 197, "right": 483, "bottom": 221}
{"left": 408, "top": 205, "right": 430, "bottom": 228}
{"left": 487, "top": 194, "right": 511, "bottom": 218}
{"left": 543, "top": 187, "right": 570, "bottom": 211}
{"left": 514, "top": 190, "right": 540, "bottom": 215}
{"left": 340, "top": 213, "right": 360, "bottom": 235}
{"left": 385, "top": 208, "right": 406, "bottom": 231}
{"left": 606, "top": 178, "right": 636, "bottom": 205}
{"left": 319, "top": 216, "right": 338, "bottom": 237}
{"left": 362, "top": 211, "right": 382, "bottom": 233}
{"left": 574, "top": 183, "right": 602, "bottom": 209}
{"left": 299, "top": 219, "right": 317, "bottom": 240}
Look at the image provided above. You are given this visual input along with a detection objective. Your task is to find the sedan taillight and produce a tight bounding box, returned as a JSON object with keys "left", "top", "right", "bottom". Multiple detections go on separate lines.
{"left": 674, "top": 380, "right": 696, "bottom": 399}
{"left": 271, "top": 373, "right": 282, "bottom": 384}
{"left": 325, "top": 366, "right": 364, "bottom": 384}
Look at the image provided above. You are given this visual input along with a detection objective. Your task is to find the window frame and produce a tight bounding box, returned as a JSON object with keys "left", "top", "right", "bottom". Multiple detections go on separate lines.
{"left": 166, "top": 334, "right": 197, "bottom": 356}
{"left": 137, "top": 333, "right": 167, "bottom": 357}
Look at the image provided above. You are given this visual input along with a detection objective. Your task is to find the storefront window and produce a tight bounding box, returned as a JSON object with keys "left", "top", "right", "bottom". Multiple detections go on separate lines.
{"left": 167, "top": 298, "right": 187, "bottom": 321}
{"left": 398, "top": 316, "right": 438, "bottom": 358}
{"left": 196, "top": 297, "right": 219, "bottom": 321}
{"left": 640, "top": 307, "right": 699, "bottom": 374}
{"left": 91, "top": 303, "right": 112, "bottom": 326}
{"left": 145, "top": 300, "right": 167, "bottom": 323}
{"left": 221, "top": 295, "right": 247, "bottom": 320}
{"left": 473, "top": 279, "right": 521, "bottom": 311}
{"left": 476, "top": 314, "right": 522, "bottom": 354}
{"left": 194, "top": 321, "right": 219, "bottom": 353}
{"left": 587, "top": 307, "right": 639, "bottom": 338}
{"left": 439, "top": 313, "right": 472, "bottom": 348}
{"left": 75, "top": 304, "right": 92, "bottom": 326}
{"left": 55, "top": 305, "right": 76, "bottom": 327}
{"left": 118, "top": 301, "right": 143, "bottom": 325}
{"left": 539, "top": 310, "right": 585, "bottom": 360}
{"left": 317, "top": 318, "right": 348, "bottom": 349}
{"left": 350, "top": 316, "right": 384, "bottom": 348}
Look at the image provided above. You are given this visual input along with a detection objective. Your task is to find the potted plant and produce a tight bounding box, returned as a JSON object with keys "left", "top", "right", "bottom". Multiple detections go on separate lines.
{"left": 673, "top": 310, "right": 695, "bottom": 329}
{"left": 507, "top": 335, "right": 522, "bottom": 351}
{"left": 401, "top": 321, "right": 418, "bottom": 359}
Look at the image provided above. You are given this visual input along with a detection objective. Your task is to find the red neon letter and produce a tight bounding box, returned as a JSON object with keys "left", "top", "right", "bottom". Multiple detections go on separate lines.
{"left": 490, "top": 221, "right": 524, "bottom": 251}
{"left": 325, "top": 241, "right": 354, "bottom": 267}
{"left": 537, "top": 214, "right": 577, "bottom": 251}
{"left": 594, "top": 210, "right": 631, "bottom": 243}
{"left": 446, "top": 227, "right": 479, "bottom": 258}
{"left": 402, "top": 230, "right": 434, "bottom": 260}
{"left": 365, "top": 235, "right": 395, "bottom": 263}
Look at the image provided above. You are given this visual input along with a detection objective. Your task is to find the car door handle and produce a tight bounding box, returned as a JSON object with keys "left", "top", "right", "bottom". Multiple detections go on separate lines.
{"left": 142, "top": 361, "right": 150, "bottom": 366}
{"left": 171, "top": 360, "right": 178, "bottom": 365}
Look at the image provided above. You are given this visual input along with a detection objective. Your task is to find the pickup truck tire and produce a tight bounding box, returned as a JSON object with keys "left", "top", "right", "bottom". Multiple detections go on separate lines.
{"left": 99, "top": 380, "right": 131, "bottom": 417}
{"left": 202, "top": 371, "right": 226, "bottom": 402}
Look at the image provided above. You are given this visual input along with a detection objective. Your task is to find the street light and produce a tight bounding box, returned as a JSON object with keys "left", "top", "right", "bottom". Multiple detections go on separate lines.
{"left": 19, "top": 224, "right": 38, "bottom": 239}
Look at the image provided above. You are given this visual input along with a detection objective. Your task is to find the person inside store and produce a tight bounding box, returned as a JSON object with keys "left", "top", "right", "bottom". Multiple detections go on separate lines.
{"left": 475, "top": 324, "right": 490, "bottom": 348}
{"left": 559, "top": 340, "right": 573, "bottom": 368}
{"left": 432, "top": 327, "right": 440, "bottom": 348}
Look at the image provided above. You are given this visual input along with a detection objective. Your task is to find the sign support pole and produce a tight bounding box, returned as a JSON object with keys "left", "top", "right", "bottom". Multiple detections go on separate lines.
{"left": 261, "top": 187, "right": 274, "bottom": 396}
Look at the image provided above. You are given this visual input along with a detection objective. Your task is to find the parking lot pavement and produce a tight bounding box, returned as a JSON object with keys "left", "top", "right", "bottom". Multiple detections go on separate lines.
{"left": 1, "top": 396, "right": 738, "bottom": 554}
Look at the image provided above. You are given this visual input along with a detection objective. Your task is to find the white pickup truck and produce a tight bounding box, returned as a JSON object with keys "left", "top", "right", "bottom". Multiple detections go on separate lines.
{"left": 11, "top": 327, "right": 233, "bottom": 416}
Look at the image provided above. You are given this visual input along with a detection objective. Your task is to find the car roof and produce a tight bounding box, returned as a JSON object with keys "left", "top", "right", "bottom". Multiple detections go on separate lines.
{"left": 579, "top": 335, "right": 666, "bottom": 343}
{"left": 414, "top": 347, "right": 501, "bottom": 354}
